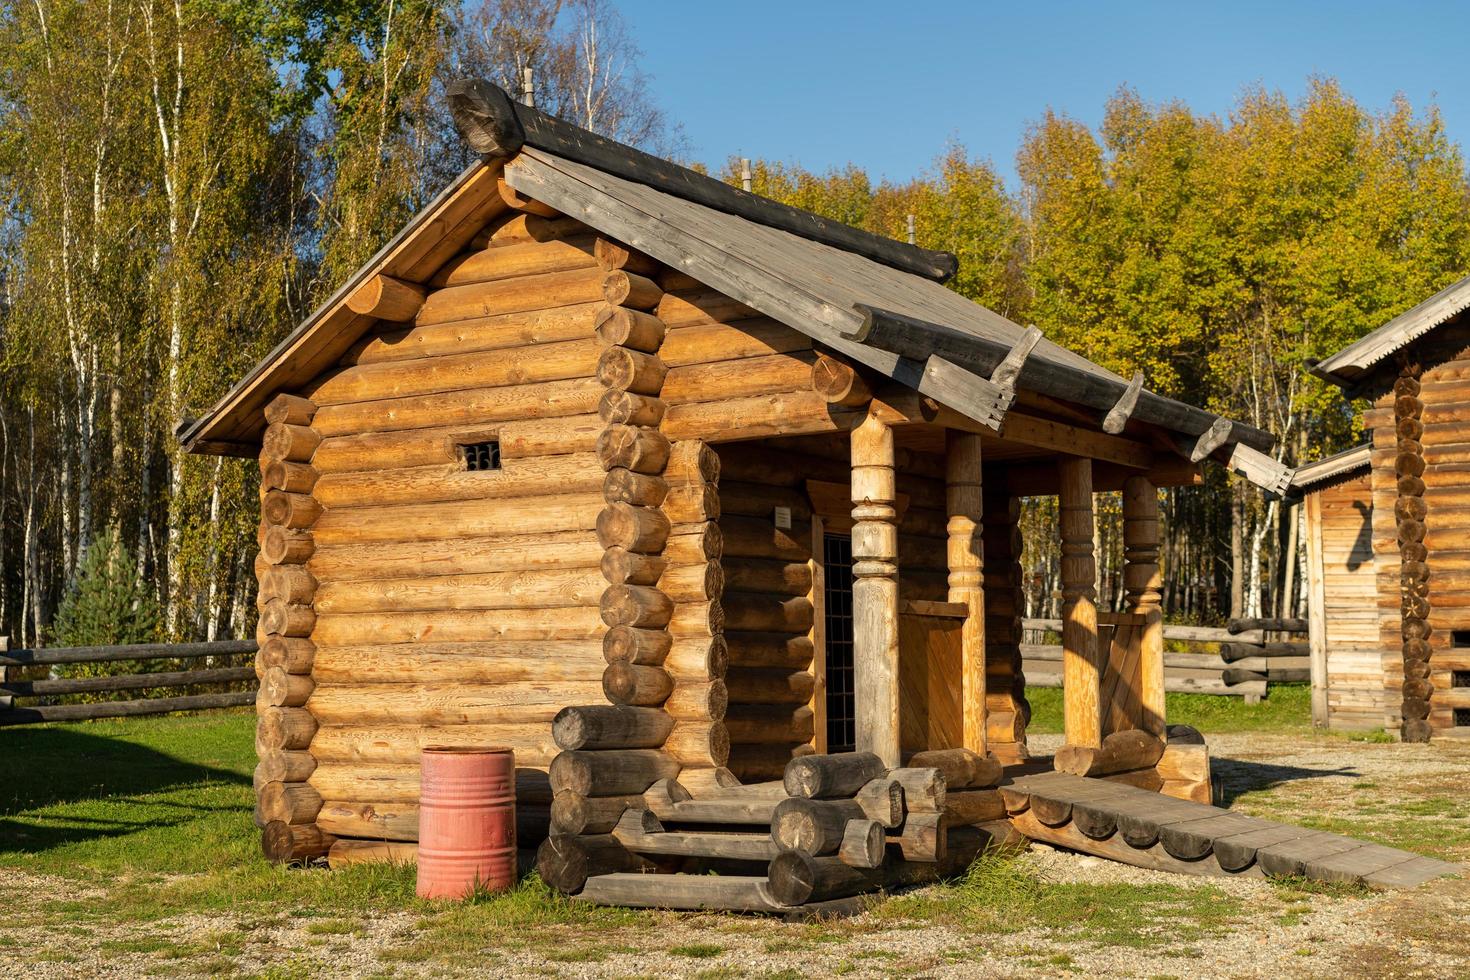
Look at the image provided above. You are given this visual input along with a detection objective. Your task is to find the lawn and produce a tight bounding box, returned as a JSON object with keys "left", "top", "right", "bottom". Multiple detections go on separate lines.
{"left": 0, "top": 688, "right": 1461, "bottom": 977}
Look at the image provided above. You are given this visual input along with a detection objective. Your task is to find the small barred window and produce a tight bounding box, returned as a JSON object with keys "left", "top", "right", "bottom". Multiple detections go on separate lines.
{"left": 461, "top": 440, "right": 501, "bottom": 472}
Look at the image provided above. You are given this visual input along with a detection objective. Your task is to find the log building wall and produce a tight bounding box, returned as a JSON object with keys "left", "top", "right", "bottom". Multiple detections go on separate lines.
{"left": 1307, "top": 473, "right": 1383, "bottom": 730}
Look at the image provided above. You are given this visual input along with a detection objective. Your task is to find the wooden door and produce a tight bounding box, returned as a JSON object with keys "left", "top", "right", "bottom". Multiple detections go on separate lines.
{"left": 899, "top": 609, "right": 965, "bottom": 753}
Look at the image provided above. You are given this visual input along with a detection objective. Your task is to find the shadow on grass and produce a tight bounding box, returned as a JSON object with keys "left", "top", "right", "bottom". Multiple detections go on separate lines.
{"left": 0, "top": 725, "right": 248, "bottom": 852}
{"left": 1212, "top": 756, "right": 1361, "bottom": 807}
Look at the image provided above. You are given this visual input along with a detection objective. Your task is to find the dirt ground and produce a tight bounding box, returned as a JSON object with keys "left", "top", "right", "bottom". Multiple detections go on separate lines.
{"left": 5, "top": 731, "right": 1468, "bottom": 980}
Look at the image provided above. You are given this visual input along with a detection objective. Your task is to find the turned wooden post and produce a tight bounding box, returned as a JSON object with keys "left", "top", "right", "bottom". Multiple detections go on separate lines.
{"left": 1059, "top": 456, "right": 1101, "bottom": 749}
{"left": 1123, "top": 475, "right": 1165, "bottom": 736}
{"left": 851, "top": 411, "right": 901, "bottom": 766}
{"left": 945, "top": 430, "right": 986, "bottom": 754}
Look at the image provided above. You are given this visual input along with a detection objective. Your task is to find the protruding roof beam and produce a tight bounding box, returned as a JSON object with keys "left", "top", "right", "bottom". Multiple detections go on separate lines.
{"left": 1227, "top": 443, "right": 1295, "bottom": 497}
{"left": 1102, "top": 371, "right": 1145, "bottom": 434}
{"left": 847, "top": 305, "right": 1275, "bottom": 456}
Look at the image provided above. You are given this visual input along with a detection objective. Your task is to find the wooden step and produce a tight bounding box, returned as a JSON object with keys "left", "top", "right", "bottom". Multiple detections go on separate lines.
{"left": 1006, "top": 770, "right": 1463, "bottom": 889}
{"left": 612, "top": 809, "right": 779, "bottom": 861}
{"left": 644, "top": 778, "right": 779, "bottom": 825}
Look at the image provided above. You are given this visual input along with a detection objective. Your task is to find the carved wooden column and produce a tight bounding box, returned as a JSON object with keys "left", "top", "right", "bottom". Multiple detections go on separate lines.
{"left": 946, "top": 430, "right": 987, "bottom": 754}
{"left": 1123, "top": 475, "right": 1165, "bottom": 736}
{"left": 1059, "top": 456, "right": 1102, "bottom": 749}
{"left": 851, "top": 411, "right": 901, "bottom": 766}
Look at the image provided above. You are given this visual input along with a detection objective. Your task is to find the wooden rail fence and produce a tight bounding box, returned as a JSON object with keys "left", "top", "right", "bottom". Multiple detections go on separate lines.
{"left": 1020, "top": 617, "right": 1309, "bottom": 702}
{"left": 0, "top": 638, "right": 257, "bottom": 726}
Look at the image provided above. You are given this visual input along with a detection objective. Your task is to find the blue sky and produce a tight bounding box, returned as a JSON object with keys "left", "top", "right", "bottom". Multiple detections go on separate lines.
{"left": 621, "top": 0, "right": 1470, "bottom": 188}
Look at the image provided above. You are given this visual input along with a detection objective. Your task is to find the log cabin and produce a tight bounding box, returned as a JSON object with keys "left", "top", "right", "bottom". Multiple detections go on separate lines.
{"left": 1302, "top": 274, "right": 1470, "bottom": 744}
{"left": 175, "top": 80, "right": 1363, "bottom": 900}
{"left": 1290, "top": 446, "right": 1383, "bottom": 731}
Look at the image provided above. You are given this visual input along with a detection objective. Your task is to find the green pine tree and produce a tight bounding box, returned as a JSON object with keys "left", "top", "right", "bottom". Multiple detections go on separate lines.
{"left": 52, "top": 529, "right": 162, "bottom": 649}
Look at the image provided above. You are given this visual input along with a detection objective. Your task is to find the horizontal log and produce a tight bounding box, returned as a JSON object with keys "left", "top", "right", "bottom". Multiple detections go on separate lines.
{"left": 1054, "top": 730, "right": 1165, "bottom": 776}
{"left": 309, "top": 529, "right": 601, "bottom": 582}
{"left": 256, "top": 750, "right": 317, "bottom": 783}
{"left": 348, "top": 274, "right": 427, "bottom": 321}
{"left": 723, "top": 558, "right": 813, "bottom": 597}
{"left": 260, "top": 667, "right": 313, "bottom": 708}
{"left": 348, "top": 302, "right": 602, "bottom": 365}
{"left": 553, "top": 705, "right": 675, "bottom": 751}
{"left": 0, "top": 665, "right": 254, "bottom": 698}
{"left": 414, "top": 268, "right": 604, "bottom": 327}
{"left": 594, "top": 237, "right": 659, "bottom": 275}
{"left": 311, "top": 494, "right": 603, "bottom": 545}
{"left": 260, "top": 637, "right": 315, "bottom": 674}
{"left": 597, "top": 346, "right": 666, "bottom": 395}
{"left": 723, "top": 592, "right": 814, "bottom": 634}
{"left": 474, "top": 213, "right": 588, "bottom": 248}
{"left": 658, "top": 562, "right": 723, "bottom": 602}
{"left": 662, "top": 484, "right": 720, "bottom": 523}
{"left": 602, "top": 625, "right": 672, "bottom": 665}
{"left": 326, "top": 840, "right": 419, "bottom": 868}
{"left": 0, "top": 690, "right": 256, "bottom": 726}
{"left": 599, "top": 389, "right": 665, "bottom": 427}
{"left": 430, "top": 234, "right": 597, "bottom": 287}
{"left": 260, "top": 600, "right": 315, "bottom": 638}
{"left": 537, "top": 833, "right": 654, "bottom": 895}
{"left": 262, "top": 821, "right": 335, "bottom": 863}
{"left": 259, "top": 781, "right": 323, "bottom": 824}
{"left": 596, "top": 503, "right": 671, "bottom": 553}
{"left": 725, "top": 632, "right": 815, "bottom": 670}
{"left": 603, "top": 662, "right": 674, "bottom": 705}
{"left": 784, "top": 752, "right": 886, "bottom": 799}
{"left": 728, "top": 743, "right": 815, "bottom": 783}
{"left": 314, "top": 568, "right": 607, "bottom": 614}
{"left": 312, "top": 378, "right": 602, "bottom": 439}
{"left": 309, "top": 641, "right": 604, "bottom": 684}
{"left": 261, "top": 527, "right": 314, "bottom": 565}
{"left": 306, "top": 680, "right": 598, "bottom": 725}
{"left": 664, "top": 679, "right": 728, "bottom": 722}
{"left": 594, "top": 306, "right": 665, "bottom": 351}
{"left": 602, "top": 270, "right": 662, "bottom": 310}
{"left": 551, "top": 792, "right": 646, "bottom": 835}
{"left": 308, "top": 338, "right": 601, "bottom": 407}
{"left": 259, "top": 706, "right": 317, "bottom": 750}
{"left": 662, "top": 721, "right": 730, "bottom": 767}
{"left": 596, "top": 425, "right": 671, "bottom": 473}
{"left": 262, "top": 460, "right": 318, "bottom": 494}
{"left": 724, "top": 668, "right": 816, "bottom": 705}
{"left": 603, "top": 468, "right": 668, "bottom": 508}
{"left": 264, "top": 394, "right": 317, "bottom": 426}
{"left": 724, "top": 704, "right": 815, "bottom": 744}
{"left": 662, "top": 391, "right": 860, "bottom": 443}
{"left": 262, "top": 423, "right": 321, "bottom": 463}
{"left": 312, "top": 455, "right": 603, "bottom": 510}
{"left": 661, "top": 351, "right": 818, "bottom": 406}
{"left": 663, "top": 635, "right": 729, "bottom": 678}
{"left": 602, "top": 542, "right": 667, "bottom": 589}
{"left": 548, "top": 749, "right": 681, "bottom": 797}
{"left": 309, "top": 724, "right": 560, "bottom": 767}
{"left": 656, "top": 290, "right": 761, "bottom": 329}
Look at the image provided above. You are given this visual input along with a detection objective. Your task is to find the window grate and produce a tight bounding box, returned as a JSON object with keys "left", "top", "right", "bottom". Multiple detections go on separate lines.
{"left": 1453, "top": 671, "right": 1470, "bottom": 688}
{"left": 460, "top": 440, "right": 501, "bottom": 472}
{"left": 1456, "top": 708, "right": 1470, "bottom": 728}
{"left": 1453, "top": 631, "right": 1470, "bottom": 648}
{"left": 823, "top": 533, "right": 856, "bottom": 754}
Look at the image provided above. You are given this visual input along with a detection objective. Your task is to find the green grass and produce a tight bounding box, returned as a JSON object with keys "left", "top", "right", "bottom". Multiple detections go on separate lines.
{"left": 879, "top": 852, "right": 1246, "bottom": 949}
{"left": 1026, "top": 682, "right": 1313, "bottom": 735}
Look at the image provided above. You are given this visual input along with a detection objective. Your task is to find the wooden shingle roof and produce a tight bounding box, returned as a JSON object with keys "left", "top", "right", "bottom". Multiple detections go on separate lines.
{"left": 180, "top": 80, "right": 1283, "bottom": 487}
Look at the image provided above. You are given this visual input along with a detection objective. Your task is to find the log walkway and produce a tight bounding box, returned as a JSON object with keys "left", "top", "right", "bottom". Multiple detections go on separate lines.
{"left": 568, "top": 762, "right": 1460, "bottom": 914}
{"left": 1003, "top": 771, "right": 1461, "bottom": 888}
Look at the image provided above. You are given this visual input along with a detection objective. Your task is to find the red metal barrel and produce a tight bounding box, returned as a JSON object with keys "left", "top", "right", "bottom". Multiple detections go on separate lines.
{"left": 416, "top": 746, "right": 517, "bottom": 899}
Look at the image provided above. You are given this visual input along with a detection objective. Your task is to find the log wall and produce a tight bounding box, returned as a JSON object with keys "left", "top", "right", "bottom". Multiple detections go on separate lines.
{"left": 268, "top": 207, "right": 622, "bottom": 855}
{"left": 1361, "top": 325, "right": 1470, "bottom": 740}
{"left": 1305, "top": 474, "right": 1384, "bottom": 730}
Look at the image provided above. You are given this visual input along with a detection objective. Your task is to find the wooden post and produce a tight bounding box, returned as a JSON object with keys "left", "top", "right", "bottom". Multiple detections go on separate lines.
{"left": 1303, "top": 491, "right": 1329, "bottom": 728}
{"left": 1059, "top": 456, "right": 1101, "bottom": 749}
{"left": 946, "top": 430, "right": 986, "bottom": 754}
{"left": 850, "top": 411, "right": 900, "bottom": 766}
{"left": 1123, "top": 475, "right": 1165, "bottom": 736}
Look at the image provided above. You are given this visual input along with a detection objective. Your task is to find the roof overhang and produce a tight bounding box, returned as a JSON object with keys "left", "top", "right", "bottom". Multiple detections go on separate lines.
{"left": 1288, "top": 444, "right": 1372, "bottom": 496}
{"left": 1312, "top": 273, "right": 1470, "bottom": 394}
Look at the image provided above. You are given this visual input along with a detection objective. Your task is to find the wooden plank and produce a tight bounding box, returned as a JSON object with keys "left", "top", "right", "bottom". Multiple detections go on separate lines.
{"left": 1010, "top": 810, "right": 1254, "bottom": 878}
{"left": 1254, "top": 834, "right": 1365, "bottom": 878}
{"left": 1360, "top": 855, "right": 1464, "bottom": 889}
{"left": 576, "top": 872, "right": 786, "bottom": 911}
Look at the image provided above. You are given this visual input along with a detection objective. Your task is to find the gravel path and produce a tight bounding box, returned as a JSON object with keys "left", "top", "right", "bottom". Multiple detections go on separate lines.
{"left": 6, "top": 732, "right": 1468, "bottom": 979}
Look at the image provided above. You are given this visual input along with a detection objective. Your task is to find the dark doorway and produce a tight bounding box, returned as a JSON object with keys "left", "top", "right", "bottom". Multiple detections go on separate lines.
{"left": 823, "top": 533, "right": 856, "bottom": 752}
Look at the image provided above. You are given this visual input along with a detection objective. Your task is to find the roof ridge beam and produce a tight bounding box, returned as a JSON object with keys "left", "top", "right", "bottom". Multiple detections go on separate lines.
{"left": 445, "top": 79, "right": 958, "bottom": 283}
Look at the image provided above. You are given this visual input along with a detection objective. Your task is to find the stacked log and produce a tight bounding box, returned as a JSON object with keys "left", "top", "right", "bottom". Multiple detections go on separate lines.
{"left": 1053, "top": 728, "right": 1166, "bottom": 792}
{"left": 256, "top": 394, "right": 329, "bottom": 863}
{"left": 1156, "top": 725, "right": 1212, "bottom": 803}
{"left": 543, "top": 236, "right": 680, "bottom": 875}
{"left": 980, "top": 489, "right": 1029, "bottom": 763}
{"left": 1393, "top": 368, "right": 1432, "bottom": 743}
{"left": 658, "top": 440, "right": 730, "bottom": 771}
